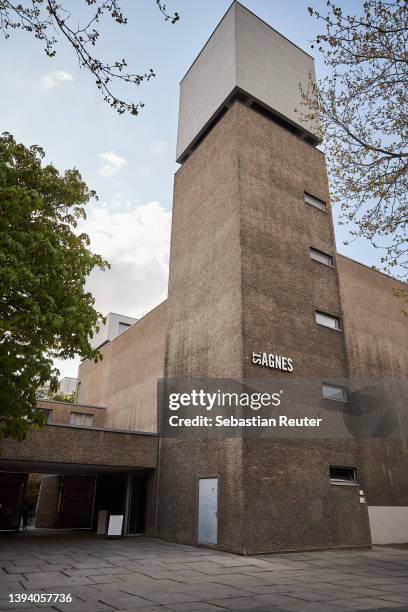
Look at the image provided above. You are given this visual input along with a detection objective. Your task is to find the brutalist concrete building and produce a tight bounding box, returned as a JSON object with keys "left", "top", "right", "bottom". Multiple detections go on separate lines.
{"left": 1, "top": 2, "right": 407, "bottom": 553}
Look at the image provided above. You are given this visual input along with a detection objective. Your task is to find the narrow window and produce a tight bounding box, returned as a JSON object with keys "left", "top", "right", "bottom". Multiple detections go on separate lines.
{"left": 322, "top": 383, "right": 347, "bottom": 403}
{"left": 310, "top": 247, "right": 333, "bottom": 267}
{"left": 315, "top": 311, "right": 340, "bottom": 330}
{"left": 84, "top": 414, "right": 94, "bottom": 427}
{"left": 70, "top": 412, "right": 94, "bottom": 427}
{"left": 329, "top": 466, "right": 357, "bottom": 485}
{"left": 118, "top": 322, "right": 131, "bottom": 334}
{"left": 304, "top": 192, "right": 326, "bottom": 211}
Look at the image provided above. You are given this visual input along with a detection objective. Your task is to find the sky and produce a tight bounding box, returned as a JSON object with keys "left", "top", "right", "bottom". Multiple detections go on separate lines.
{"left": 1, "top": 0, "right": 380, "bottom": 379}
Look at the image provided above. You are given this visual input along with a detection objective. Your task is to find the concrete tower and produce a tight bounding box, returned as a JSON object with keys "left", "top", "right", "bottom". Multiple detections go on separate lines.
{"left": 158, "top": 2, "right": 371, "bottom": 553}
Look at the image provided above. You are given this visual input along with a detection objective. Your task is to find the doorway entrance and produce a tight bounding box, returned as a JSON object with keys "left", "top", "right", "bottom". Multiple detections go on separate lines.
{"left": 126, "top": 473, "right": 148, "bottom": 535}
{"left": 0, "top": 468, "right": 152, "bottom": 537}
{"left": 0, "top": 472, "right": 27, "bottom": 531}
{"left": 57, "top": 475, "right": 96, "bottom": 529}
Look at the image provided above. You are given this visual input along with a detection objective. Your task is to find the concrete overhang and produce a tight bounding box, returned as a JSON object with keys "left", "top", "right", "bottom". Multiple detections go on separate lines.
{"left": 0, "top": 424, "right": 158, "bottom": 471}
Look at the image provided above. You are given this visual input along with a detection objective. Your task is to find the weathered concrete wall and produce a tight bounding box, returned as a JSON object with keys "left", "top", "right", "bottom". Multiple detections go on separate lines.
{"left": 161, "top": 102, "right": 371, "bottom": 553}
{"left": 160, "top": 102, "right": 245, "bottom": 552}
{"left": 235, "top": 103, "right": 369, "bottom": 552}
{"left": 166, "top": 105, "right": 243, "bottom": 380}
{"left": 243, "top": 440, "right": 370, "bottom": 554}
{"left": 77, "top": 302, "right": 167, "bottom": 432}
{"left": 37, "top": 400, "right": 106, "bottom": 428}
{"left": 1, "top": 426, "right": 158, "bottom": 469}
{"left": 338, "top": 256, "right": 408, "bottom": 520}
{"left": 337, "top": 256, "right": 408, "bottom": 378}
{"left": 239, "top": 105, "right": 346, "bottom": 381}
{"left": 158, "top": 439, "right": 245, "bottom": 553}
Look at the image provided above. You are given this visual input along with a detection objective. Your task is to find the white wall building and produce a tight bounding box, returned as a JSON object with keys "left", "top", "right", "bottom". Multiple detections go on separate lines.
{"left": 57, "top": 377, "right": 78, "bottom": 395}
{"left": 89, "top": 313, "right": 137, "bottom": 350}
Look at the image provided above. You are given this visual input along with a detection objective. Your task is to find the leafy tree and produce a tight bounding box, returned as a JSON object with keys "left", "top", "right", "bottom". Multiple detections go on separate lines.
{"left": 0, "top": 0, "right": 179, "bottom": 115}
{"left": 0, "top": 132, "right": 108, "bottom": 441}
{"left": 36, "top": 385, "right": 76, "bottom": 403}
{"left": 50, "top": 391, "right": 75, "bottom": 403}
{"left": 303, "top": 0, "right": 407, "bottom": 287}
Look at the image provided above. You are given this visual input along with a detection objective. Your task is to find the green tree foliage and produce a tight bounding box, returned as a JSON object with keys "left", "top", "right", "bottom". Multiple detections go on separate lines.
{"left": 50, "top": 391, "right": 75, "bottom": 403}
{"left": 0, "top": 132, "right": 108, "bottom": 441}
{"left": 0, "top": 0, "right": 179, "bottom": 115}
{"left": 303, "top": 1, "right": 407, "bottom": 286}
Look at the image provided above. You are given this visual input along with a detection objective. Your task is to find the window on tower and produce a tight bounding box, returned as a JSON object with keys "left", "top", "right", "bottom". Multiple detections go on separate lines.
{"left": 315, "top": 311, "right": 340, "bottom": 330}
{"left": 329, "top": 466, "right": 357, "bottom": 485}
{"left": 310, "top": 247, "right": 333, "bottom": 267}
{"left": 304, "top": 192, "right": 326, "bottom": 211}
{"left": 322, "top": 383, "right": 348, "bottom": 403}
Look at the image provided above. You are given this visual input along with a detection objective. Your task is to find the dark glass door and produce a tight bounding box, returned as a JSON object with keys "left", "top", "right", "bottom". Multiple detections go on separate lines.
{"left": 127, "top": 474, "right": 147, "bottom": 535}
{"left": 57, "top": 475, "right": 96, "bottom": 529}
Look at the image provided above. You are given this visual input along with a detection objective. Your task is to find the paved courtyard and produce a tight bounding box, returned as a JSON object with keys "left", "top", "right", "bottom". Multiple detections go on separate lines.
{"left": 1, "top": 532, "right": 408, "bottom": 612}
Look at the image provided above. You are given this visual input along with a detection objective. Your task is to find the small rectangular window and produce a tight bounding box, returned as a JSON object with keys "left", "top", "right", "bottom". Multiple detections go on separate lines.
{"left": 315, "top": 311, "right": 340, "bottom": 330}
{"left": 329, "top": 466, "right": 357, "bottom": 485}
{"left": 36, "top": 408, "right": 52, "bottom": 424}
{"left": 310, "top": 248, "right": 333, "bottom": 267}
{"left": 304, "top": 192, "right": 326, "bottom": 211}
{"left": 70, "top": 412, "right": 94, "bottom": 427}
{"left": 84, "top": 414, "right": 94, "bottom": 427}
{"left": 322, "top": 383, "right": 347, "bottom": 403}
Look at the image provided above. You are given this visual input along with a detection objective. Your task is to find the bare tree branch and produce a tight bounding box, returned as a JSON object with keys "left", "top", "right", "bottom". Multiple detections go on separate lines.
{"left": 301, "top": 0, "right": 407, "bottom": 287}
{"left": 0, "top": 0, "right": 179, "bottom": 115}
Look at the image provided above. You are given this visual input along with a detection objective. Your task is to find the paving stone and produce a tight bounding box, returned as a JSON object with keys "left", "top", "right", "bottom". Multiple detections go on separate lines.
{"left": 0, "top": 608, "right": 54, "bottom": 612}
{"left": 117, "top": 608, "right": 164, "bottom": 612}
{"left": 1, "top": 534, "right": 408, "bottom": 612}
{"left": 53, "top": 602, "right": 112, "bottom": 612}
{"left": 88, "top": 574, "right": 126, "bottom": 584}
{"left": 165, "top": 569, "right": 217, "bottom": 583}
{"left": 71, "top": 561, "right": 116, "bottom": 569}
{"left": 62, "top": 566, "right": 128, "bottom": 577}
{"left": 21, "top": 574, "right": 93, "bottom": 587}
{"left": 125, "top": 589, "right": 202, "bottom": 605}
{"left": 375, "top": 595, "right": 408, "bottom": 605}
{"left": 220, "top": 582, "right": 294, "bottom": 595}
{"left": 0, "top": 576, "right": 24, "bottom": 585}
{"left": 209, "top": 596, "right": 264, "bottom": 609}
{"left": 328, "top": 598, "right": 404, "bottom": 610}
{"left": 3, "top": 566, "right": 49, "bottom": 574}
{"left": 179, "top": 584, "right": 247, "bottom": 600}
{"left": 163, "top": 604, "right": 226, "bottom": 611}
{"left": 97, "top": 593, "right": 154, "bottom": 609}
{"left": 115, "top": 572, "right": 160, "bottom": 584}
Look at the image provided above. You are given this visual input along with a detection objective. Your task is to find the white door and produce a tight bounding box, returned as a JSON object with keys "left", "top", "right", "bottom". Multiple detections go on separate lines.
{"left": 198, "top": 478, "right": 218, "bottom": 544}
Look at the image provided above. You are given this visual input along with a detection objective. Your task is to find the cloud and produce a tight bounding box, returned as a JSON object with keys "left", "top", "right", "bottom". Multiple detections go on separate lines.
{"left": 42, "top": 70, "right": 74, "bottom": 89}
{"left": 150, "top": 141, "right": 167, "bottom": 154}
{"left": 99, "top": 151, "right": 127, "bottom": 177}
{"left": 82, "top": 201, "right": 171, "bottom": 318}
